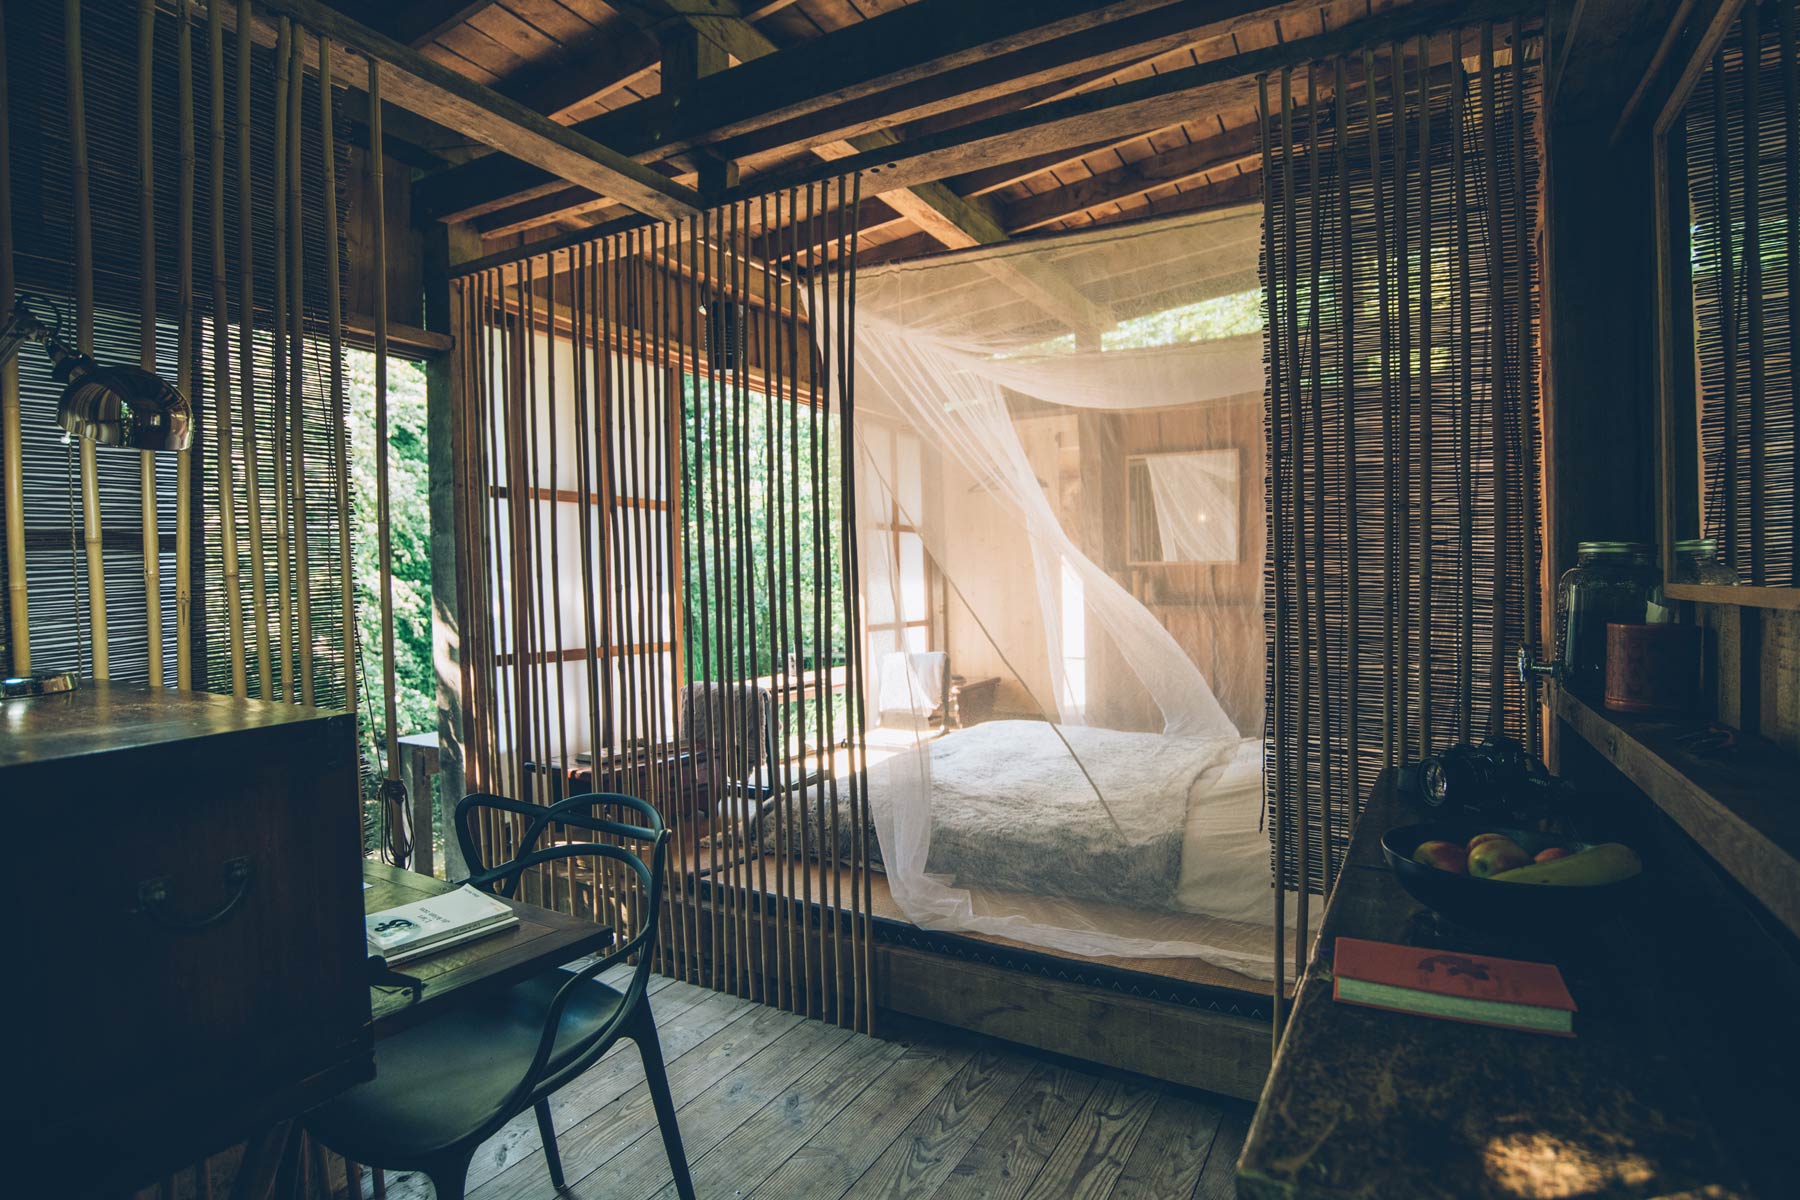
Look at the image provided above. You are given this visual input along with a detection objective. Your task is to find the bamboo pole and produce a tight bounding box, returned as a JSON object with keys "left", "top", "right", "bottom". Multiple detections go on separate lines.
{"left": 68, "top": 0, "right": 107, "bottom": 680}
{"left": 1296, "top": 64, "right": 1318, "bottom": 980}
{"left": 288, "top": 31, "right": 313, "bottom": 705}
{"left": 273, "top": 18, "right": 295, "bottom": 702}
{"left": 320, "top": 34, "right": 353, "bottom": 714}
{"left": 1741, "top": 2, "right": 1765, "bottom": 586}
{"left": 1260, "top": 70, "right": 1286, "bottom": 1046}
{"left": 1367, "top": 47, "right": 1393, "bottom": 767}
{"left": 1480, "top": 25, "right": 1508, "bottom": 728}
{"left": 0, "top": 4, "right": 26, "bottom": 677}
{"left": 1392, "top": 41, "right": 1411, "bottom": 766}
{"left": 1417, "top": 33, "right": 1433, "bottom": 762}
{"left": 176, "top": 0, "right": 194, "bottom": 690}
{"left": 239, "top": 0, "right": 272, "bottom": 699}
{"left": 1782, "top": 0, "right": 1800, "bottom": 583}
{"left": 1454, "top": 30, "right": 1473, "bottom": 744}
{"left": 210, "top": 0, "right": 247, "bottom": 697}
{"left": 138, "top": 0, "right": 164, "bottom": 688}
{"left": 371, "top": 59, "right": 400, "bottom": 781}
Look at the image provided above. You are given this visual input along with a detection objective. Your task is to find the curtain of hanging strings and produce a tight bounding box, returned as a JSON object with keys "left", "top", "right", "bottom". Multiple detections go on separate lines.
{"left": 452, "top": 180, "right": 872, "bottom": 1032}
{"left": 1258, "top": 21, "right": 1546, "bottom": 919}
{"left": 0, "top": 0, "right": 352, "bottom": 706}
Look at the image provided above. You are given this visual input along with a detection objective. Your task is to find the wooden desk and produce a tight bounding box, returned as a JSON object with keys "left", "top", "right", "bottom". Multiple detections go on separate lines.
{"left": 1238, "top": 773, "right": 1800, "bottom": 1199}
{"left": 364, "top": 861, "right": 615, "bottom": 1035}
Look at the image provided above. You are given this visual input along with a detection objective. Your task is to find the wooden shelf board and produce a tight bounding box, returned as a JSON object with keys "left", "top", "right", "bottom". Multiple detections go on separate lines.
{"left": 1555, "top": 686, "right": 1800, "bottom": 940}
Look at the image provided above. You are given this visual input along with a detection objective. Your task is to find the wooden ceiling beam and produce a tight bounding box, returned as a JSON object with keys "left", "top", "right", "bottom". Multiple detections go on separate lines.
{"left": 256, "top": 0, "right": 703, "bottom": 220}
{"left": 413, "top": 0, "right": 1287, "bottom": 223}
{"left": 720, "top": 0, "right": 1540, "bottom": 207}
{"left": 351, "top": 0, "right": 499, "bottom": 48}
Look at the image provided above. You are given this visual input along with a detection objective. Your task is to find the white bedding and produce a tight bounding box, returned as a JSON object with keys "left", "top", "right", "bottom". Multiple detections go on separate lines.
{"left": 1175, "top": 737, "right": 1299, "bottom": 927}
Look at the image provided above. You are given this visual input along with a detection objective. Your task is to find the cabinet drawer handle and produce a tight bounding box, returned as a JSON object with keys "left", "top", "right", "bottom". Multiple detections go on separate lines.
{"left": 135, "top": 856, "right": 254, "bottom": 932}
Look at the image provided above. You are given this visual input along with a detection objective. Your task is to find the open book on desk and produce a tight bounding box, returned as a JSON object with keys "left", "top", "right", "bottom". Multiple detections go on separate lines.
{"left": 366, "top": 884, "right": 519, "bottom": 966}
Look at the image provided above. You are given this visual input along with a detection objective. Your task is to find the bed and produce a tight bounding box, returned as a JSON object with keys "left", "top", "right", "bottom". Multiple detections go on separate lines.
{"left": 757, "top": 720, "right": 1276, "bottom": 923}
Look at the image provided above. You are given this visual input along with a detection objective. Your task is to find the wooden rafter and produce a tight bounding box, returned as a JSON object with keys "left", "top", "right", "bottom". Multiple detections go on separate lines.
{"left": 254, "top": 0, "right": 702, "bottom": 219}
{"left": 413, "top": 0, "right": 1306, "bottom": 223}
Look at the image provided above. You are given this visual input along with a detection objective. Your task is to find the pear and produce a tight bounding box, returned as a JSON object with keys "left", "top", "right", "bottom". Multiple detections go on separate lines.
{"left": 1467, "top": 836, "right": 1531, "bottom": 878}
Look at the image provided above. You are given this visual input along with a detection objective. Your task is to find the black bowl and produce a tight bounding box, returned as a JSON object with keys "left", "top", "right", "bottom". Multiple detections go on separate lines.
{"left": 1381, "top": 822, "right": 1641, "bottom": 932}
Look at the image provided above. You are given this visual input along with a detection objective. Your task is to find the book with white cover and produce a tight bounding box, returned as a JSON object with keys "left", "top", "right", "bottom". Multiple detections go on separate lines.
{"left": 366, "top": 884, "right": 520, "bottom": 965}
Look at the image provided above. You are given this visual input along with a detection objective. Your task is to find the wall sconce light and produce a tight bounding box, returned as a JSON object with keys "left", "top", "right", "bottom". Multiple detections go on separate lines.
{"left": 0, "top": 294, "right": 192, "bottom": 452}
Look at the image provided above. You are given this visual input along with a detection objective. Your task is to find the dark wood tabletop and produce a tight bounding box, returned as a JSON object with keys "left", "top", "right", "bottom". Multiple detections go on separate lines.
{"left": 363, "top": 861, "right": 615, "bottom": 1035}
{"left": 1238, "top": 772, "right": 1798, "bottom": 1200}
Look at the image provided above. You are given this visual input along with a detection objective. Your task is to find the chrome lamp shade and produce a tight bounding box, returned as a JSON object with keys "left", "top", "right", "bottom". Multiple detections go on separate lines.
{"left": 0, "top": 296, "right": 192, "bottom": 452}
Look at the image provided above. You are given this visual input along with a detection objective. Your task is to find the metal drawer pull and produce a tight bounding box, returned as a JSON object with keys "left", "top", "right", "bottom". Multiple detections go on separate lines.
{"left": 135, "top": 856, "right": 255, "bottom": 931}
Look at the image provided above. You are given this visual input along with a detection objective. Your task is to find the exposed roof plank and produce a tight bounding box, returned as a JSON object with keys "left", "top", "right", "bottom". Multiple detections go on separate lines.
{"left": 260, "top": 0, "right": 703, "bottom": 219}
{"left": 720, "top": 0, "right": 1538, "bottom": 205}
{"left": 413, "top": 0, "right": 1293, "bottom": 221}
{"left": 1000, "top": 119, "right": 1260, "bottom": 232}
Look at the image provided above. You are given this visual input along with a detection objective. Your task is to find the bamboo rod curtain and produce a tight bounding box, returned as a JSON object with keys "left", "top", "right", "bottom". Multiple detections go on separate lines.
{"left": 1258, "top": 22, "right": 1546, "bottom": 1001}
{"left": 453, "top": 182, "right": 873, "bottom": 1031}
{"left": 0, "top": 0, "right": 353, "bottom": 708}
{"left": 1681, "top": 0, "right": 1800, "bottom": 587}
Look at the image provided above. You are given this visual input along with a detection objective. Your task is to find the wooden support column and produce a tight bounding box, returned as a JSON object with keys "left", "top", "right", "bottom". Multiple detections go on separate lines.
{"left": 428, "top": 219, "right": 480, "bottom": 883}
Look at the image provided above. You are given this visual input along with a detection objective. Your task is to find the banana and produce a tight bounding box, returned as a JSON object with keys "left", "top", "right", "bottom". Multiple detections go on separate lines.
{"left": 1490, "top": 843, "right": 1642, "bottom": 886}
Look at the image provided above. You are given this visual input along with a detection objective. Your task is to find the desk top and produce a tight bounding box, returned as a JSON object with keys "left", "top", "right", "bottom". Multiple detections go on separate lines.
{"left": 363, "top": 862, "right": 614, "bottom": 1035}
{"left": 0, "top": 681, "right": 346, "bottom": 768}
{"left": 1238, "top": 773, "right": 1796, "bottom": 1200}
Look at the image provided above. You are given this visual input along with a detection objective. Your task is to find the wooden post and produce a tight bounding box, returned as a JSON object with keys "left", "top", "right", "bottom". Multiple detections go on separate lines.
{"left": 0, "top": 4, "right": 26, "bottom": 677}
{"left": 210, "top": 0, "right": 247, "bottom": 697}
{"left": 138, "top": 0, "right": 164, "bottom": 687}
{"left": 68, "top": 0, "right": 108, "bottom": 680}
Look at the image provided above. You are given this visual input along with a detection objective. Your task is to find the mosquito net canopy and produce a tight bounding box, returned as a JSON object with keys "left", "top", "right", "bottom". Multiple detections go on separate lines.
{"left": 836, "top": 206, "right": 1295, "bottom": 980}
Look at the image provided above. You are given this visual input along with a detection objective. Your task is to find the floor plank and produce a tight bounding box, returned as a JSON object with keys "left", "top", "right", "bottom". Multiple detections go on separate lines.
{"left": 1020, "top": 1077, "right": 1159, "bottom": 1200}
{"left": 930, "top": 1062, "right": 1099, "bottom": 1200}
{"left": 1191, "top": 1106, "right": 1251, "bottom": 1200}
{"left": 839, "top": 1048, "right": 1036, "bottom": 1200}
{"left": 647, "top": 1032, "right": 909, "bottom": 1199}
{"left": 1106, "top": 1090, "right": 1227, "bottom": 1200}
{"left": 473, "top": 1003, "right": 809, "bottom": 1199}
{"left": 749, "top": 1037, "right": 976, "bottom": 1200}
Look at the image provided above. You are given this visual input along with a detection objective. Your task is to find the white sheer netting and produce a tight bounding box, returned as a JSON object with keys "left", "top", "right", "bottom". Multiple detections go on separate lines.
{"left": 839, "top": 207, "right": 1298, "bottom": 981}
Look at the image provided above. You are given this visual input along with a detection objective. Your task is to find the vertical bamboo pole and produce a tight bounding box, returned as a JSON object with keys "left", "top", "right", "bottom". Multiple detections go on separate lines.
{"left": 210, "top": 0, "right": 247, "bottom": 697}
{"left": 138, "top": 0, "right": 164, "bottom": 687}
{"left": 1366, "top": 47, "right": 1392, "bottom": 769}
{"left": 67, "top": 0, "right": 107, "bottom": 680}
{"left": 1781, "top": 0, "right": 1800, "bottom": 583}
{"left": 1297, "top": 64, "right": 1321, "bottom": 978}
{"left": 272, "top": 18, "right": 295, "bottom": 702}
{"left": 1336, "top": 57, "right": 1358, "bottom": 824}
{"left": 1512, "top": 17, "right": 1536, "bottom": 752}
{"left": 1741, "top": 3, "right": 1766, "bottom": 586}
{"left": 1454, "top": 31, "right": 1474, "bottom": 744}
{"left": 1260, "top": 71, "right": 1287, "bottom": 1046}
{"left": 370, "top": 60, "right": 399, "bottom": 781}
{"left": 288, "top": 32, "right": 313, "bottom": 704}
{"left": 1480, "top": 25, "right": 1509, "bottom": 728}
{"left": 0, "top": 5, "right": 26, "bottom": 677}
{"left": 1417, "top": 34, "right": 1434, "bottom": 760}
{"left": 238, "top": 0, "right": 272, "bottom": 699}
{"left": 1391, "top": 41, "right": 1411, "bottom": 766}
{"left": 175, "top": 0, "right": 194, "bottom": 689}
{"left": 320, "top": 35, "right": 352, "bottom": 713}
{"left": 1278, "top": 66, "right": 1303, "bottom": 993}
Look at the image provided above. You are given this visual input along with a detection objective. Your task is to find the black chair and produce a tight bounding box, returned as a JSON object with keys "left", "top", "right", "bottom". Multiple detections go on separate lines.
{"left": 303, "top": 791, "right": 694, "bottom": 1200}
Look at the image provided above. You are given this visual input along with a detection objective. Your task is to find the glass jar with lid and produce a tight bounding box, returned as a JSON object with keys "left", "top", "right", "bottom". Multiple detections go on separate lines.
{"left": 1554, "top": 542, "right": 1658, "bottom": 699}
{"left": 1671, "top": 537, "right": 1738, "bottom": 586}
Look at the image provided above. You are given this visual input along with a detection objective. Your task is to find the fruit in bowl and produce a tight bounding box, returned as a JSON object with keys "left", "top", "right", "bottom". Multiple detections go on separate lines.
{"left": 1382, "top": 823, "right": 1646, "bottom": 932}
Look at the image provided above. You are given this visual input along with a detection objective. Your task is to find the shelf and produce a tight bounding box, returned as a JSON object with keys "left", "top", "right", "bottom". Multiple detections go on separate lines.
{"left": 1555, "top": 687, "right": 1800, "bottom": 941}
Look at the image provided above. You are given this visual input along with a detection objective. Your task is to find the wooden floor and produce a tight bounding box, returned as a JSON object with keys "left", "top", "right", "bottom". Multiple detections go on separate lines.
{"left": 372, "top": 965, "right": 1252, "bottom": 1200}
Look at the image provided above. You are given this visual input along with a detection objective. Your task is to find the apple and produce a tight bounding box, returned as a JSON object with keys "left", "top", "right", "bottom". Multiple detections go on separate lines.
{"left": 1534, "top": 846, "right": 1572, "bottom": 864}
{"left": 1467, "top": 832, "right": 1510, "bottom": 852}
{"left": 1412, "top": 840, "right": 1468, "bottom": 874}
{"left": 1468, "top": 837, "right": 1532, "bottom": 877}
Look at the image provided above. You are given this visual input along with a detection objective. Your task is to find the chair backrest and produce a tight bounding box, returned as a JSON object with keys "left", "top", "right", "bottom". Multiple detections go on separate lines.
{"left": 679, "top": 680, "right": 776, "bottom": 778}
{"left": 451, "top": 790, "right": 671, "bottom": 1113}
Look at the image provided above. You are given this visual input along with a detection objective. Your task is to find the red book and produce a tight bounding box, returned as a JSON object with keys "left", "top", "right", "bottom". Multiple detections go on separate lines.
{"left": 1332, "top": 937, "right": 1578, "bottom": 1036}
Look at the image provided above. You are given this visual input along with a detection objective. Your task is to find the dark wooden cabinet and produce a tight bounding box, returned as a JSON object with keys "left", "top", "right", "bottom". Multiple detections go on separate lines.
{"left": 1, "top": 683, "right": 372, "bottom": 1193}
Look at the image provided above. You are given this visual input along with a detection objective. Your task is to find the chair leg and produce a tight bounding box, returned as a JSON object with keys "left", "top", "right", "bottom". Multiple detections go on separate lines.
{"left": 424, "top": 1150, "right": 474, "bottom": 1200}
{"left": 535, "top": 1098, "right": 565, "bottom": 1192}
{"left": 634, "top": 1018, "right": 695, "bottom": 1200}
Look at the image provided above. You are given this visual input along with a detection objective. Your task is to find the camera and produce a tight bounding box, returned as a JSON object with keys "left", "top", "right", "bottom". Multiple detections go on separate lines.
{"left": 1399, "top": 736, "right": 1570, "bottom": 820}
